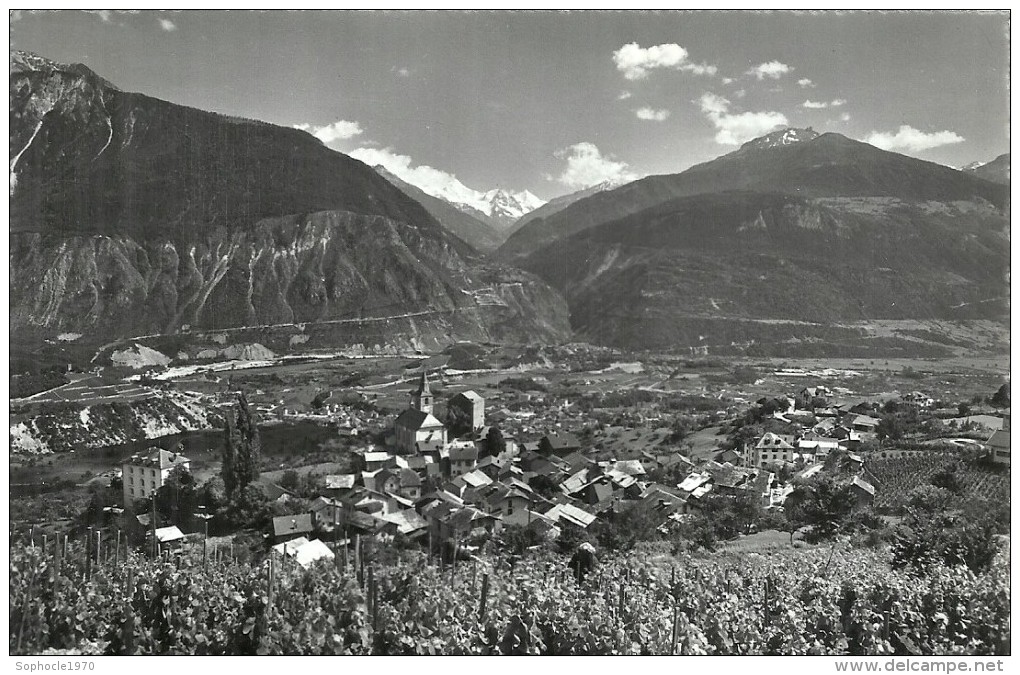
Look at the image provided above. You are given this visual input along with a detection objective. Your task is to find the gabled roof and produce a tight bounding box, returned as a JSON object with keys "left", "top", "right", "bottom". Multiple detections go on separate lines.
{"left": 378, "top": 509, "right": 428, "bottom": 535}
{"left": 461, "top": 470, "right": 492, "bottom": 488}
{"left": 257, "top": 481, "right": 292, "bottom": 501}
{"left": 850, "top": 414, "right": 880, "bottom": 427}
{"left": 325, "top": 474, "right": 357, "bottom": 490}
{"left": 271, "top": 514, "right": 313, "bottom": 538}
{"left": 395, "top": 409, "right": 444, "bottom": 430}
{"left": 756, "top": 433, "right": 794, "bottom": 450}
{"left": 154, "top": 525, "right": 185, "bottom": 543}
{"left": 125, "top": 448, "right": 191, "bottom": 470}
{"left": 544, "top": 502, "right": 597, "bottom": 528}
{"left": 851, "top": 476, "right": 876, "bottom": 496}
{"left": 364, "top": 451, "right": 394, "bottom": 464}
{"left": 451, "top": 390, "right": 483, "bottom": 403}
{"left": 399, "top": 468, "right": 422, "bottom": 487}
{"left": 449, "top": 445, "right": 479, "bottom": 462}
{"left": 987, "top": 429, "right": 1010, "bottom": 449}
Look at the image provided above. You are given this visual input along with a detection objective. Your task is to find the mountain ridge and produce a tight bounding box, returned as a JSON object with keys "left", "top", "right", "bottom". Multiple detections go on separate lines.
{"left": 9, "top": 50, "right": 570, "bottom": 349}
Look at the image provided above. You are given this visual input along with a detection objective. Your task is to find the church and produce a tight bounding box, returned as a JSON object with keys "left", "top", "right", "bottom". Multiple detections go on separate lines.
{"left": 393, "top": 371, "right": 448, "bottom": 454}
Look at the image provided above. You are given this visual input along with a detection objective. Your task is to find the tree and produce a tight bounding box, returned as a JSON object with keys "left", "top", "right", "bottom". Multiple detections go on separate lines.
{"left": 154, "top": 465, "right": 198, "bottom": 530}
{"left": 445, "top": 405, "right": 473, "bottom": 438}
{"left": 990, "top": 383, "right": 1010, "bottom": 409}
{"left": 957, "top": 402, "right": 972, "bottom": 417}
{"left": 876, "top": 415, "right": 902, "bottom": 444}
{"left": 222, "top": 392, "right": 262, "bottom": 500}
{"left": 279, "top": 470, "right": 300, "bottom": 492}
{"left": 483, "top": 426, "right": 507, "bottom": 458}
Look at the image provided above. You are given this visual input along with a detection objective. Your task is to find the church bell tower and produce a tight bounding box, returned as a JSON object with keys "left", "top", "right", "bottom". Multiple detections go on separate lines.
{"left": 411, "top": 370, "right": 433, "bottom": 414}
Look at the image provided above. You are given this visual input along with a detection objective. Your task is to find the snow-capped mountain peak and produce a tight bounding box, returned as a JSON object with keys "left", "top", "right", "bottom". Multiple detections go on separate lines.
{"left": 481, "top": 188, "right": 547, "bottom": 221}
{"left": 739, "top": 127, "right": 820, "bottom": 152}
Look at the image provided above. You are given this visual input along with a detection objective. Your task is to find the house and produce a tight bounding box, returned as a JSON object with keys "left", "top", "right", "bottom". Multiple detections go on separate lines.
{"left": 539, "top": 431, "right": 582, "bottom": 457}
{"left": 448, "top": 390, "right": 485, "bottom": 432}
{"left": 477, "top": 483, "right": 532, "bottom": 518}
{"left": 397, "top": 468, "right": 423, "bottom": 500}
{"left": 848, "top": 414, "right": 880, "bottom": 433}
{"left": 153, "top": 525, "right": 186, "bottom": 548}
{"left": 796, "top": 436, "right": 840, "bottom": 461}
{"left": 543, "top": 502, "right": 597, "bottom": 529}
{"left": 900, "top": 391, "right": 935, "bottom": 409}
{"left": 363, "top": 451, "right": 395, "bottom": 472}
{"left": 750, "top": 432, "right": 797, "bottom": 467}
{"left": 122, "top": 448, "right": 191, "bottom": 506}
{"left": 447, "top": 442, "right": 479, "bottom": 478}
{"left": 256, "top": 480, "right": 293, "bottom": 504}
{"left": 377, "top": 509, "right": 429, "bottom": 538}
{"left": 849, "top": 477, "right": 876, "bottom": 510}
{"left": 272, "top": 537, "right": 335, "bottom": 569}
{"left": 270, "top": 514, "right": 314, "bottom": 545}
{"left": 987, "top": 421, "right": 1010, "bottom": 466}
{"left": 502, "top": 509, "right": 561, "bottom": 541}
{"left": 798, "top": 386, "right": 831, "bottom": 410}
{"left": 393, "top": 371, "right": 447, "bottom": 454}
{"left": 324, "top": 474, "right": 357, "bottom": 497}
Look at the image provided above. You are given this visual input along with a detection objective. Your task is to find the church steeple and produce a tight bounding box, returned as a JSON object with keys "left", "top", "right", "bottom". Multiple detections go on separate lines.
{"left": 411, "top": 369, "right": 433, "bottom": 414}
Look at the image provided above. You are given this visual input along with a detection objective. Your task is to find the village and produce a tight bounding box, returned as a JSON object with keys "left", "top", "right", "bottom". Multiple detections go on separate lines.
{"left": 107, "top": 361, "right": 1011, "bottom": 569}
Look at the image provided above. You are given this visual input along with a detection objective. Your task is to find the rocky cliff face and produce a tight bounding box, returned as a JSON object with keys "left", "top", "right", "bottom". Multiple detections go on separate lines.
{"left": 9, "top": 51, "right": 570, "bottom": 351}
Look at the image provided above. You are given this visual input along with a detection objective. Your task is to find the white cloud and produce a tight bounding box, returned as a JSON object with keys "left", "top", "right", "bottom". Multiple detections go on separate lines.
{"left": 553, "top": 142, "right": 638, "bottom": 189}
{"left": 865, "top": 125, "right": 965, "bottom": 153}
{"left": 734, "top": 89, "right": 746, "bottom": 99}
{"left": 613, "top": 42, "right": 688, "bottom": 80}
{"left": 293, "top": 120, "right": 364, "bottom": 144}
{"left": 617, "top": 90, "right": 632, "bottom": 100}
{"left": 393, "top": 66, "right": 411, "bottom": 77}
{"left": 158, "top": 18, "right": 177, "bottom": 31}
{"left": 698, "top": 92, "right": 788, "bottom": 145}
{"left": 348, "top": 146, "right": 491, "bottom": 210}
{"left": 797, "top": 78, "right": 815, "bottom": 88}
{"left": 721, "top": 77, "right": 734, "bottom": 85}
{"left": 840, "top": 112, "right": 851, "bottom": 122}
{"left": 747, "top": 60, "right": 792, "bottom": 80}
{"left": 802, "top": 98, "right": 847, "bottom": 109}
{"left": 635, "top": 107, "right": 671, "bottom": 121}
{"left": 680, "top": 62, "right": 718, "bottom": 76}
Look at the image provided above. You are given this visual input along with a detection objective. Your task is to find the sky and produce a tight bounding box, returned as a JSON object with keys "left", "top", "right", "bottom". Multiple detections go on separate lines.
{"left": 9, "top": 10, "right": 1011, "bottom": 201}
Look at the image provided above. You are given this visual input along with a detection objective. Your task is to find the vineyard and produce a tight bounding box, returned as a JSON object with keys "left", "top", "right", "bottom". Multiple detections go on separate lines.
{"left": 9, "top": 537, "right": 1010, "bottom": 655}
{"left": 865, "top": 455, "right": 1010, "bottom": 512}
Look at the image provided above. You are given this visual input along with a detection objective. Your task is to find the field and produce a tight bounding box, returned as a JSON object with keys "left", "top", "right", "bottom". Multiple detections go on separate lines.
{"left": 9, "top": 538, "right": 1009, "bottom": 655}
{"left": 866, "top": 455, "right": 1010, "bottom": 513}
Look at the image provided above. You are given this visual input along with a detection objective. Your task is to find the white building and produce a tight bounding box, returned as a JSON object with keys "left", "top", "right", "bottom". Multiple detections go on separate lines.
{"left": 122, "top": 448, "right": 191, "bottom": 506}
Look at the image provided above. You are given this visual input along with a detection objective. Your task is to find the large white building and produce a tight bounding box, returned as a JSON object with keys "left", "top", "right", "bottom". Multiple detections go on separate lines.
{"left": 122, "top": 448, "right": 191, "bottom": 506}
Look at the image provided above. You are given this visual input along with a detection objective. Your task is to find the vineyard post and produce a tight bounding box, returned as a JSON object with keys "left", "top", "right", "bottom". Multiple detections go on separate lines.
{"left": 230, "top": 542, "right": 234, "bottom": 563}
{"left": 618, "top": 582, "right": 625, "bottom": 625}
{"left": 85, "top": 526, "right": 93, "bottom": 581}
{"left": 115, "top": 529, "right": 121, "bottom": 568}
{"left": 151, "top": 499, "right": 157, "bottom": 558}
{"left": 671, "top": 602, "right": 679, "bottom": 655}
{"left": 95, "top": 529, "right": 102, "bottom": 567}
{"left": 62, "top": 534, "right": 68, "bottom": 560}
{"left": 763, "top": 579, "right": 770, "bottom": 628}
{"left": 16, "top": 564, "right": 36, "bottom": 654}
{"left": 203, "top": 519, "right": 209, "bottom": 569}
{"left": 368, "top": 566, "right": 378, "bottom": 631}
{"left": 343, "top": 529, "right": 349, "bottom": 573}
{"left": 54, "top": 533, "right": 62, "bottom": 574}
{"left": 267, "top": 557, "right": 275, "bottom": 617}
{"left": 30, "top": 524, "right": 35, "bottom": 548}
{"left": 122, "top": 567, "right": 135, "bottom": 655}
{"left": 479, "top": 572, "right": 489, "bottom": 620}
{"left": 42, "top": 534, "right": 47, "bottom": 556}
{"left": 333, "top": 509, "right": 339, "bottom": 570}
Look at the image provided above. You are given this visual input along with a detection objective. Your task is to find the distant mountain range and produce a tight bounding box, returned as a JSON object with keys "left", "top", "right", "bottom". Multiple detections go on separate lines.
{"left": 372, "top": 166, "right": 505, "bottom": 253}
{"left": 9, "top": 50, "right": 569, "bottom": 354}
{"left": 505, "top": 128, "right": 1009, "bottom": 352}
{"left": 962, "top": 153, "right": 1010, "bottom": 185}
